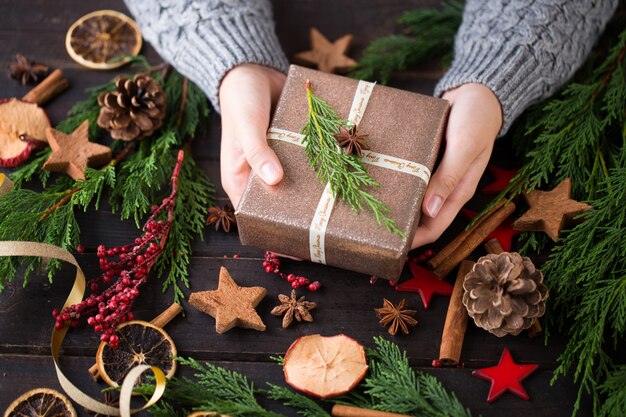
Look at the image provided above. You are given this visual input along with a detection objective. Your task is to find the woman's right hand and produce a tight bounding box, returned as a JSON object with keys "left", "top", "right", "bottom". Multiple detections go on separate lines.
{"left": 218, "top": 63, "right": 287, "bottom": 208}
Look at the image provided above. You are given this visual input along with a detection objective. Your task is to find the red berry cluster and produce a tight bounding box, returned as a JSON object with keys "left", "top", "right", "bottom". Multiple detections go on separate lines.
{"left": 262, "top": 251, "right": 321, "bottom": 291}
{"left": 53, "top": 151, "right": 185, "bottom": 348}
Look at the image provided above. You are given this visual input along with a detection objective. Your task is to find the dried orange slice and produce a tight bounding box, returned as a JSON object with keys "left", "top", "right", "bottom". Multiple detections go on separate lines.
{"left": 96, "top": 320, "right": 177, "bottom": 387}
{"left": 66, "top": 10, "right": 142, "bottom": 70}
{"left": 4, "top": 388, "right": 77, "bottom": 417}
{"left": 283, "top": 334, "right": 368, "bottom": 399}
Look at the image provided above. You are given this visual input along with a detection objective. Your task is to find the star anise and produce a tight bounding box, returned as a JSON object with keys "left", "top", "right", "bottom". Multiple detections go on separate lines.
{"left": 8, "top": 54, "right": 49, "bottom": 85}
{"left": 375, "top": 298, "right": 417, "bottom": 336}
{"left": 334, "top": 125, "right": 369, "bottom": 157}
{"left": 85, "top": 391, "right": 119, "bottom": 417}
{"left": 271, "top": 290, "right": 317, "bottom": 328}
{"left": 206, "top": 204, "right": 237, "bottom": 232}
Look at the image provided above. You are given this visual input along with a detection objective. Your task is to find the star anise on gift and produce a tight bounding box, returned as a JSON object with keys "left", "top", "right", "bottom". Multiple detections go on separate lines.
{"left": 206, "top": 204, "right": 237, "bottom": 232}
{"left": 375, "top": 298, "right": 417, "bottom": 336}
{"left": 334, "top": 125, "right": 369, "bottom": 157}
{"left": 8, "top": 54, "right": 49, "bottom": 85}
{"left": 271, "top": 289, "right": 317, "bottom": 328}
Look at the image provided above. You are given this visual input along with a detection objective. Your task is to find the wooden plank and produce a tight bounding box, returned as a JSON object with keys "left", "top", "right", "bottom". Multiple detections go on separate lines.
{"left": 0, "top": 256, "right": 565, "bottom": 366}
{"left": 0, "top": 353, "right": 589, "bottom": 417}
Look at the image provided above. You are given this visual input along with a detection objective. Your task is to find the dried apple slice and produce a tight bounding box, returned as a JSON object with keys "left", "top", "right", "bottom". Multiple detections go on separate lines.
{"left": 0, "top": 98, "right": 50, "bottom": 167}
{"left": 283, "top": 334, "right": 368, "bottom": 398}
{"left": 4, "top": 388, "right": 77, "bottom": 417}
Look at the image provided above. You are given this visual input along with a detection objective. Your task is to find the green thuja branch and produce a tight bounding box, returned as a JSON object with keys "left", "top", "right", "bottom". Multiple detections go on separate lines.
{"left": 0, "top": 58, "right": 214, "bottom": 300}
{"left": 303, "top": 82, "right": 404, "bottom": 237}
{"left": 351, "top": 1, "right": 462, "bottom": 83}
{"left": 543, "top": 167, "right": 626, "bottom": 416}
{"left": 265, "top": 385, "right": 330, "bottom": 417}
{"left": 137, "top": 339, "right": 472, "bottom": 417}
{"left": 136, "top": 357, "right": 283, "bottom": 417}
{"left": 472, "top": 18, "right": 626, "bottom": 416}
{"left": 335, "top": 337, "right": 473, "bottom": 417}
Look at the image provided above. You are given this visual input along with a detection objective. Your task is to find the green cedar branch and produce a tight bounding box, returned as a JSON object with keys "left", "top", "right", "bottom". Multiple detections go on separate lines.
{"left": 303, "top": 81, "right": 404, "bottom": 237}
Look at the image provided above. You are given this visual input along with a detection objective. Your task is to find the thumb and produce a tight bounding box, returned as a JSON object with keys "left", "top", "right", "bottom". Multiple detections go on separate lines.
{"left": 422, "top": 144, "right": 476, "bottom": 218}
{"left": 238, "top": 122, "right": 284, "bottom": 186}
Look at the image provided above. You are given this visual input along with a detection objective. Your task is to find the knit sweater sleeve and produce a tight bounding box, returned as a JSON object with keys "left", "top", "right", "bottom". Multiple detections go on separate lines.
{"left": 123, "top": 0, "right": 289, "bottom": 112}
{"left": 434, "top": 0, "right": 618, "bottom": 135}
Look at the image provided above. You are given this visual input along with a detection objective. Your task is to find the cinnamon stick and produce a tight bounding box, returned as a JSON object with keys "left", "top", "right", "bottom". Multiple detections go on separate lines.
{"left": 22, "top": 69, "right": 69, "bottom": 105}
{"left": 484, "top": 238, "right": 504, "bottom": 255}
{"left": 438, "top": 260, "right": 474, "bottom": 366}
{"left": 88, "top": 303, "right": 183, "bottom": 381}
{"left": 428, "top": 198, "right": 506, "bottom": 270}
{"left": 331, "top": 405, "right": 412, "bottom": 417}
{"left": 434, "top": 202, "right": 516, "bottom": 278}
{"left": 483, "top": 239, "right": 543, "bottom": 338}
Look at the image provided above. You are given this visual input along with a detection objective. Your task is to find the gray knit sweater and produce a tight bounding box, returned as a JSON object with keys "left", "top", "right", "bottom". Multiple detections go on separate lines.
{"left": 124, "top": 0, "right": 618, "bottom": 134}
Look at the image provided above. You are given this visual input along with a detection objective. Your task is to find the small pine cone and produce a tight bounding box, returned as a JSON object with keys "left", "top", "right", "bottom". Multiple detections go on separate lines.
{"left": 97, "top": 74, "right": 166, "bottom": 141}
{"left": 462, "top": 252, "right": 548, "bottom": 337}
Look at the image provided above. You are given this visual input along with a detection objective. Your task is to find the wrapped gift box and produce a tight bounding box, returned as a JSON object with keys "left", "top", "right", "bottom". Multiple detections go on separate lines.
{"left": 236, "top": 65, "right": 449, "bottom": 280}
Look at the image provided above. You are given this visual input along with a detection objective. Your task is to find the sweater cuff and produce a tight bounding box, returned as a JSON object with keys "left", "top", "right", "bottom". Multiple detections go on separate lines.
{"left": 173, "top": 12, "right": 289, "bottom": 112}
{"left": 434, "top": 42, "right": 543, "bottom": 136}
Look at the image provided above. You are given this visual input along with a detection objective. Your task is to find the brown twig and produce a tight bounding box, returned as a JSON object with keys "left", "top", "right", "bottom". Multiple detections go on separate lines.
{"left": 137, "top": 62, "right": 168, "bottom": 78}
{"left": 39, "top": 187, "right": 81, "bottom": 221}
{"left": 38, "top": 142, "right": 136, "bottom": 221}
{"left": 176, "top": 76, "right": 189, "bottom": 127}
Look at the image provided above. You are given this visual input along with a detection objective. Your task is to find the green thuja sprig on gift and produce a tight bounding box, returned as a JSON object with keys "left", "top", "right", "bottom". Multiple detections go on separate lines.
{"left": 351, "top": 1, "right": 463, "bottom": 83}
{"left": 303, "top": 81, "right": 404, "bottom": 237}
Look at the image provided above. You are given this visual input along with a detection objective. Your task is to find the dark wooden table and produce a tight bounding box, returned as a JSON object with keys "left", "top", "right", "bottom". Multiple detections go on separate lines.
{"left": 0, "top": 1, "right": 590, "bottom": 416}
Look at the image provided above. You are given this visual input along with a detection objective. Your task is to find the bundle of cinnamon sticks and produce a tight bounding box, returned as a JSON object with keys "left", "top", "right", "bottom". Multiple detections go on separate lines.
{"left": 428, "top": 199, "right": 516, "bottom": 279}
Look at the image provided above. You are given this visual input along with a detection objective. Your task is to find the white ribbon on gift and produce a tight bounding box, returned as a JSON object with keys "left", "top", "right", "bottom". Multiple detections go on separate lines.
{"left": 267, "top": 81, "right": 431, "bottom": 264}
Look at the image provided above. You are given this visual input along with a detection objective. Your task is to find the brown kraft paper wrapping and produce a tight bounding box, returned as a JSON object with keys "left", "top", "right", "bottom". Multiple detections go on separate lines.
{"left": 236, "top": 65, "right": 449, "bottom": 280}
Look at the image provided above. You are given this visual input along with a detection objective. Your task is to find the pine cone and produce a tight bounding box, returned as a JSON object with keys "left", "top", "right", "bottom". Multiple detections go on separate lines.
{"left": 462, "top": 252, "right": 548, "bottom": 337}
{"left": 97, "top": 74, "right": 166, "bottom": 141}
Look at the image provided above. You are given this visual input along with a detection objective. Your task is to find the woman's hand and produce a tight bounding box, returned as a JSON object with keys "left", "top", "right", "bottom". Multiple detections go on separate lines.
{"left": 412, "top": 83, "right": 502, "bottom": 248}
{"left": 219, "top": 64, "right": 287, "bottom": 208}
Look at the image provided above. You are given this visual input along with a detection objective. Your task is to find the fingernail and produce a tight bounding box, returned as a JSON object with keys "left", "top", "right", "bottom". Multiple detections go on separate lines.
{"left": 426, "top": 195, "right": 443, "bottom": 218}
{"left": 260, "top": 161, "right": 280, "bottom": 184}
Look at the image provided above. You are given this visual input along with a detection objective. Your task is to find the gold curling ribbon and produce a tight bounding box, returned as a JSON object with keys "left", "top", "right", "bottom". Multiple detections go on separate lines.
{"left": 0, "top": 173, "right": 14, "bottom": 196}
{"left": 0, "top": 241, "right": 166, "bottom": 416}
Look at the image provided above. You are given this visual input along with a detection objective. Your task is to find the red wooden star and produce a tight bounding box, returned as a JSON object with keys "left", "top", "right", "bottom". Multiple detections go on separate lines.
{"left": 472, "top": 348, "right": 539, "bottom": 403}
{"left": 395, "top": 261, "right": 453, "bottom": 310}
{"left": 461, "top": 208, "right": 520, "bottom": 252}
{"left": 482, "top": 165, "right": 518, "bottom": 195}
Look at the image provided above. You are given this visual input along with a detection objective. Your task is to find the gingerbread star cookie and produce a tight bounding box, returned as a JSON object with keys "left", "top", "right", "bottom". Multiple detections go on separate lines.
{"left": 294, "top": 28, "right": 357, "bottom": 73}
{"left": 513, "top": 178, "right": 591, "bottom": 241}
{"left": 189, "top": 267, "right": 267, "bottom": 334}
{"left": 43, "top": 120, "right": 111, "bottom": 180}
